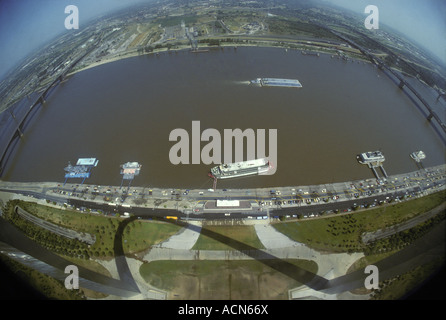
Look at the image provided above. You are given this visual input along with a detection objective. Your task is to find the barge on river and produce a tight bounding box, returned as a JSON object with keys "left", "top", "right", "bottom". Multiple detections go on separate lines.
{"left": 250, "top": 78, "right": 302, "bottom": 88}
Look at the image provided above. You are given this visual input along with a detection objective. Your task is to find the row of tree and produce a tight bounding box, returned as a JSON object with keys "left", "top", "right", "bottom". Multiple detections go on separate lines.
{"left": 364, "top": 211, "right": 445, "bottom": 256}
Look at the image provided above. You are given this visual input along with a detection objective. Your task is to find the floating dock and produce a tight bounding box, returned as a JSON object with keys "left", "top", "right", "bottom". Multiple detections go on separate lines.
{"left": 410, "top": 151, "right": 426, "bottom": 169}
{"left": 120, "top": 162, "right": 142, "bottom": 190}
{"left": 64, "top": 158, "right": 98, "bottom": 185}
{"left": 410, "top": 151, "right": 426, "bottom": 163}
{"left": 250, "top": 78, "right": 302, "bottom": 88}
{"left": 357, "top": 151, "right": 388, "bottom": 180}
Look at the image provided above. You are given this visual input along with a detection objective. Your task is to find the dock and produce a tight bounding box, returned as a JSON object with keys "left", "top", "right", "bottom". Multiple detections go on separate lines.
{"left": 357, "top": 151, "right": 388, "bottom": 181}
{"left": 410, "top": 151, "right": 426, "bottom": 169}
{"left": 120, "top": 162, "right": 142, "bottom": 190}
{"left": 64, "top": 158, "right": 98, "bottom": 185}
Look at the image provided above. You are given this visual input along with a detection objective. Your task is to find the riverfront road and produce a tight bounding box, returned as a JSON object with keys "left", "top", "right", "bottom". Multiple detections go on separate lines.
{"left": 0, "top": 164, "right": 444, "bottom": 221}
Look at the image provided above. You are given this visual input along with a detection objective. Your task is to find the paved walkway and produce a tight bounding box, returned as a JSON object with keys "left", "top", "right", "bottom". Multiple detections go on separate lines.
{"left": 140, "top": 220, "right": 368, "bottom": 300}
{"left": 152, "top": 222, "right": 202, "bottom": 249}
{"left": 254, "top": 223, "right": 303, "bottom": 249}
{"left": 0, "top": 189, "right": 442, "bottom": 300}
{"left": 95, "top": 257, "right": 167, "bottom": 300}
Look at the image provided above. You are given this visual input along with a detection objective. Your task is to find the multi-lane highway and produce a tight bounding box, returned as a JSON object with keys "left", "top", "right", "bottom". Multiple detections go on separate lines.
{"left": 0, "top": 164, "right": 444, "bottom": 300}
{"left": 0, "top": 164, "right": 444, "bottom": 221}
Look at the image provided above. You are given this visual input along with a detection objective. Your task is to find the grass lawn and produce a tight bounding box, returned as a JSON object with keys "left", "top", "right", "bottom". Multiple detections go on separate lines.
{"left": 11, "top": 201, "right": 182, "bottom": 258}
{"left": 371, "top": 257, "right": 445, "bottom": 300}
{"left": 122, "top": 219, "right": 182, "bottom": 254}
{"left": 273, "top": 190, "right": 445, "bottom": 253}
{"left": 0, "top": 254, "right": 86, "bottom": 300}
{"left": 140, "top": 259, "right": 318, "bottom": 300}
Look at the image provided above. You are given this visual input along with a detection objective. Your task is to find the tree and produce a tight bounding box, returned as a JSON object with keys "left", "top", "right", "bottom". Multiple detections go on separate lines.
{"left": 208, "top": 39, "right": 220, "bottom": 46}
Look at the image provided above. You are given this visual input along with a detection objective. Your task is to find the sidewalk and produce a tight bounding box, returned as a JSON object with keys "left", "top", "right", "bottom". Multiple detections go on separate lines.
{"left": 254, "top": 223, "right": 303, "bottom": 249}
{"left": 153, "top": 222, "right": 202, "bottom": 250}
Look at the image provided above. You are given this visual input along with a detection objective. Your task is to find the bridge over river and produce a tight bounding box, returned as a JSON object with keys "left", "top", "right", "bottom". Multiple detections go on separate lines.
{"left": 324, "top": 26, "right": 446, "bottom": 134}
{"left": 0, "top": 48, "right": 96, "bottom": 176}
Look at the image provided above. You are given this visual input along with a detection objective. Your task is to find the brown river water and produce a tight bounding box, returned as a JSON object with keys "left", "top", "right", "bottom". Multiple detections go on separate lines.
{"left": 2, "top": 46, "right": 445, "bottom": 189}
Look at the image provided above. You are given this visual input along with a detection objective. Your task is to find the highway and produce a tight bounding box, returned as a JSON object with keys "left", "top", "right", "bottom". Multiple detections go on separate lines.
{"left": 0, "top": 165, "right": 444, "bottom": 299}
{"left": 0, "top": 164, "right": 444, "bottom": 221}
{"left": 15, "top": 206, "right": 96, "bottom": 245}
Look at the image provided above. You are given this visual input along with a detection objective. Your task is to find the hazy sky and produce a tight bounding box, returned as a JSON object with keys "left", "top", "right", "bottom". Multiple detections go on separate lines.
{"left": 0, "top": 0, "right": 149, "bottom": 80}
{"left": 0, "top": 0, "right": 445, "bottom": 81}
{"left": 323, "top": 0, "right": 446, "bottom": 63}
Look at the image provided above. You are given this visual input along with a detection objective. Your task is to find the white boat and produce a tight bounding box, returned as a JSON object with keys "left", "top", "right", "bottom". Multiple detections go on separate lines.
{"left": 356, "top": 151, "right": 385, "bottom": 164}
{"left": 210, "top": 158, "right": 271, "bottom": 179}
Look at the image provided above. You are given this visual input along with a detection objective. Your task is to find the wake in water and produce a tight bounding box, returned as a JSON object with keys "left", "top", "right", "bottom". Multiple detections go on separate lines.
{"left": 232, "top": 80, "right": 252, "bottom": 86}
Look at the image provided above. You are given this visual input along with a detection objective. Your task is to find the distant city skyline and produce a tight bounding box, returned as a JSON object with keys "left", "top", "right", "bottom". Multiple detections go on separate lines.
{"left": 0, "top": 0, "right": 444, "bottom": 82}
{"left": 323, "top": 0, "right": 446, "bottom": 65}
{"left": 0, "top": 0, "right": 149, "bottom": 81}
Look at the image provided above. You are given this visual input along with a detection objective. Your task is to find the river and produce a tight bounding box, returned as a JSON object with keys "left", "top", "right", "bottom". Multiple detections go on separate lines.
{"left": 2, "top": 46, "right": 445, "bottom": 189}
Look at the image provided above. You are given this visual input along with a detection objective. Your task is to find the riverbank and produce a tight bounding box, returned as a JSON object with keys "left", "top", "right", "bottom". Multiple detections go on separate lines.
{"left": 67, "top": 35, "right": 375, "bottom": 77}
{"left": 1, "top": 184, "right": 444, "bottom": 299}
{"left": 1, "top": 164, "right": 444, "bottom": 221}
